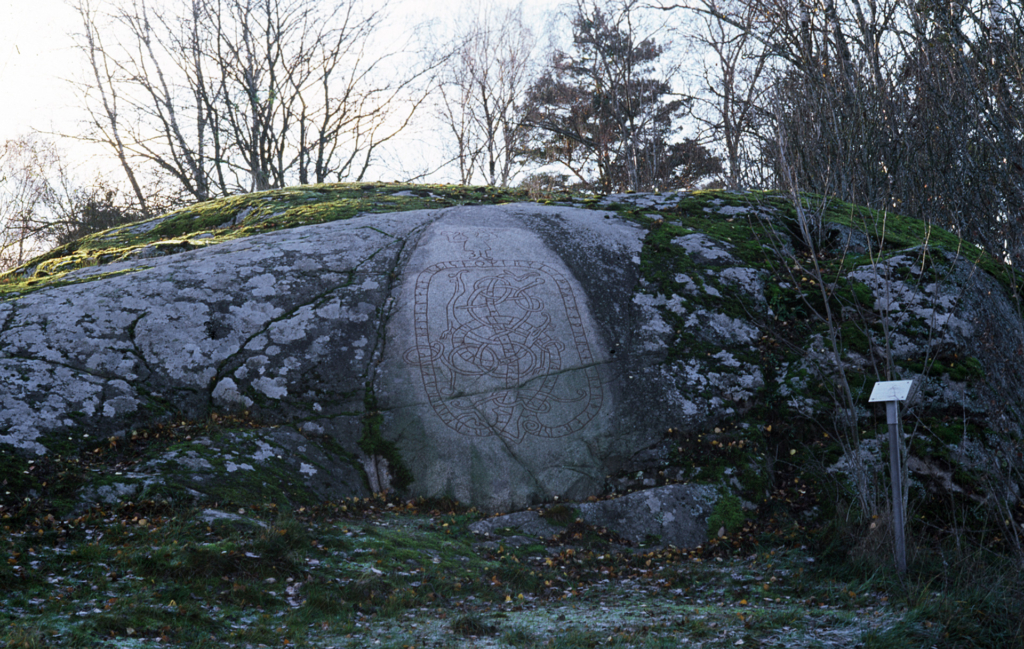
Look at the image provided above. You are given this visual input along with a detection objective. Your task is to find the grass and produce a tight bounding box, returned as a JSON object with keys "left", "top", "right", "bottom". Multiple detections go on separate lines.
{"left": 451, "top": 614, "right": 499, "bottom": 637}
{"left": 1, "top": 487, "right": 1021, "bottom": 647}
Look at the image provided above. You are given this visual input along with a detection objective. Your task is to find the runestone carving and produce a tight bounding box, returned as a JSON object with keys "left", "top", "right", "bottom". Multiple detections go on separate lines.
{"left": 405, "top": 231, "right": 602, "bottom": 444}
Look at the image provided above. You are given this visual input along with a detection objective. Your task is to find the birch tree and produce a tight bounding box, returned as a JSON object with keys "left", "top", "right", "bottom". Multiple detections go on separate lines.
{"left": 71, "top": 0, "right": 429, "bottom": 201}
{"left": 434, "top": 3, "right": 537, "bottom": 187}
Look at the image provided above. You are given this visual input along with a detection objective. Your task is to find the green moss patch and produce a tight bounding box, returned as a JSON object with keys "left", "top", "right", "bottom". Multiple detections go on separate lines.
{"left": 0, "top": 183, "right": 533, "bottom": 300}
{"left": 358, "top": 391, "right": 414, "bottom": 493}
{"left": 706, "top": 494, "right": 745, "bottom": 537}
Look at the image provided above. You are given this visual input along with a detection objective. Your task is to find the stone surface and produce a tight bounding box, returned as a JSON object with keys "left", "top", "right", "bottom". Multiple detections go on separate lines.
{"left": 376, "top": 204, "right": 645, "bottom": 511}
{"left": 469, "top": 483, "right": 719, "bottom": 549}
{"left": 200, "top": 509, "right": 268, "bottom": 529}
{"left": 0, "top": 209, "right": 436, "bottom": 455}
{"left": 2, "top": 188, "right": 1023, "bottom": 515}
{"left": 576, "top": 484, "right": 718, "bottom": 548}
{"left": 469, "top": 510, "right": 565, "bottom": 539}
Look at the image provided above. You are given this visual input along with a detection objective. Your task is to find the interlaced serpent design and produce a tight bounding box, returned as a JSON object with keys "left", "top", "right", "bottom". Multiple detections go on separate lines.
{"left": 405, "top": 236, "right": 602, "bottom": 444}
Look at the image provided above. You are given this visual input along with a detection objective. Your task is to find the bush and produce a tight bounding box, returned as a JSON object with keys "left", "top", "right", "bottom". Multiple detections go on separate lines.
{"left": 707, "top": 495, "right": 745, "bottom": 537}
{"left": 51, "top": 187, "right": 145, "bottom": 246}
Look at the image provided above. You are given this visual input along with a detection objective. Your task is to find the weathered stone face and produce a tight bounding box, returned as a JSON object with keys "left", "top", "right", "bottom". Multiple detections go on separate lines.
{"left": 469, "top": 483, "right": 719, "bottom": 548}
{"left": 3, "top": 188, "right": 1023, "bottom": 516}
{"left": 0, "top": 202, "right": 667, "bottom": 511}
{"left": 0, "top": 210, "right": 436, "bottom": 455}
{"left": 377, "top": 205, "right": 642, "bottom": 511}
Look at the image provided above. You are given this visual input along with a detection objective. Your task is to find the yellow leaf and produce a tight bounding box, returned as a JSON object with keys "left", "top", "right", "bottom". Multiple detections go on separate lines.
{"left": 505, "top": 595, "right": 512, "bottom": 603}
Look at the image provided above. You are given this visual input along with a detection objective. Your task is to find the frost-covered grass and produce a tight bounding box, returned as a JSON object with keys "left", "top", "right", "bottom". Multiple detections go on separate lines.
{"left": 0, "top": 496, "right": 877, "bottom": 647}
{"left": 3, "top": 489, "right": 1022, "bottom": 648}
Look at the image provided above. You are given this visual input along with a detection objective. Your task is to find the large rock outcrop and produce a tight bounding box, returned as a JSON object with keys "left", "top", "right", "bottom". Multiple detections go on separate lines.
{"left": 2, "top": 185, "right": 1022, "bottom": 518}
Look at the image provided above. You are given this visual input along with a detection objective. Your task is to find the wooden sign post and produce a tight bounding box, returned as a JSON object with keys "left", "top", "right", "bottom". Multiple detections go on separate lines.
{"left": 868, "top": 379, "right": 918, "bottom": 574}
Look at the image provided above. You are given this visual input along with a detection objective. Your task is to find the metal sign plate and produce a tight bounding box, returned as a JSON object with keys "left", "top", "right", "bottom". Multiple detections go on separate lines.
{"left": 868, "top": 380, "right": 916, "bottom": 403}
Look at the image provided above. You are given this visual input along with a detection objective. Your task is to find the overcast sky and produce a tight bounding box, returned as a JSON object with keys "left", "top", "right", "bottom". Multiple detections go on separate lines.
{"left": 0, "top": 0, "right": 565, "bottom": 182}
{"left": 0, "top": 0, "right": 83, "bottom": 145}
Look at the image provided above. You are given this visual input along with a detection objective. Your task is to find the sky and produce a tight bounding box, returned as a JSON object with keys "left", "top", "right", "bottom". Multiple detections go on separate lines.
{"left": 0, "top": 0, "right": 85, "bottom": 145}
{"left": 0, "top": 0, "right": 562, "bottom": 182}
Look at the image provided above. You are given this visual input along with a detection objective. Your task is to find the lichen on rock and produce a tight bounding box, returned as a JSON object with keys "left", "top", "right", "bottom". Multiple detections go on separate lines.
{"left": 0, "top": 185, "right": 1021, "bottom": 520}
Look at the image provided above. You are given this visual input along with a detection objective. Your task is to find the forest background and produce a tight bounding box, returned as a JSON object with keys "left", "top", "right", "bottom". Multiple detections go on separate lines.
{"left": 0, "top": 0, "right": 1021, "bottom": 274}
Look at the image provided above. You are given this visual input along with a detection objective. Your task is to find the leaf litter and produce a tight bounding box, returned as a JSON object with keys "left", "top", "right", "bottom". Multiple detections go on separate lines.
{"left": 1, "top": 491, "right": 906, "bottom": 648}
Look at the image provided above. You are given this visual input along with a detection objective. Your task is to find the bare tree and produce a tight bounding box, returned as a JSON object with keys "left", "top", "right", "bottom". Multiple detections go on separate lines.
{"left": 0, "top": 137, "right": 59, "bottom": 271}
{"left": 435, "top": 53, "right": 480, "bottom": 186}
{"left": 70, "top": 0, "right": 430, "bottom": 201}
{"left": 667, "top": 0, "right": 773, "bottom": 189}
{"left": 670, "top": 0, "right": 1024, "bottom": 264}
{"left": 45, "top": 174, "right": 148, "bottom": 248}
{"left": 0, "top": 136, "right": 144, "bottom": 272}
{"left": 434, "top": 3, "right": 537, "bottom": 187}
{"left": 653, "top": 0, "right": 1023, "bottom": 267}
{"left": 73, "top": 0, "right": 152, "bottom": 215}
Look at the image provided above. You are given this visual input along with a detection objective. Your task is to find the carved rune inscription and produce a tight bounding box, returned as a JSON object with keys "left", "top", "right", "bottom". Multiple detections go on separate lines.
{"left": 405, "top": 232, "right": 602, "bottom": 444}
